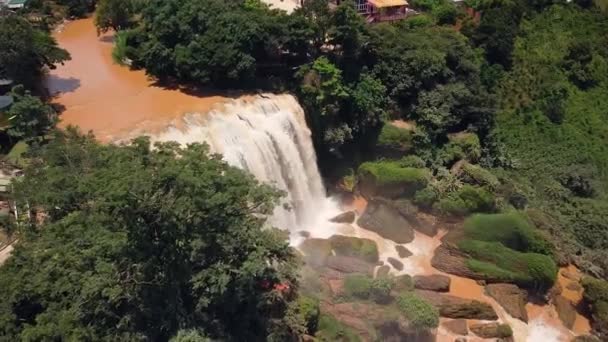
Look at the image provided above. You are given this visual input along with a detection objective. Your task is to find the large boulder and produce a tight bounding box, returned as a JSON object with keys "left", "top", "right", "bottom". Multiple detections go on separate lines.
{"left": 329, "top": 211, "right": 356, "bottom": 224}
{"left": 431, "top": 244, "right": 477, "bottom": 278}
{"left": 299, "top": 238, "right": 332, "bottom": 268}
{"left": 470, "top": 322, "right": 513, "bottom": 339}
{"left": 383, "top": 198, "right": 438, "bottom": 237}
{"left": 415, "top": 290, "right": 498, "bottom": 320}
{"left": 393, "top": 274, "right": 414, "bottom": 292}
{"left": 554, "top": 295, "right": 576, "bottom": 329}
{"left": 387, "top": 257, "right": 404, "bottom": 271}
{"left": 326, "top": 256, "right": 374, "bottom": 276}
{"left": 357, "top": 200, "right": 415, "bottom": 243}
{"left": 376, "top": 265, "right": 391, "bottom": 278}
{"left": 395, "top": 245, "right": 413, "bottom": 258}
{"left": 329, "top": 235, "right": 379, "bottom": 263}
{"left": 357, "top": 162, "right": 428, "bottom": 199}
{"left": 442, "top": 319, "right": 468, "bottom": 336}
{"left": 485, "top": 283, "right": 529, "bottom": 322}
{"left": 413, "top": 274, "right": 451, "bottom": 292}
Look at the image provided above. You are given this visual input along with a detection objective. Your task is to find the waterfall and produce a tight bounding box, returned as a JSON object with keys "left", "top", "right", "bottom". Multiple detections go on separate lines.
{"left": 150, "top": 94, "right": 340, "bottom": 235}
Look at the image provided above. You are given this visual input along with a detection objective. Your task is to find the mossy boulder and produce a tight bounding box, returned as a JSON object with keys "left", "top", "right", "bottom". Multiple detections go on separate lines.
{"left": 376, "top": 265, "right": 391, "bottom": 278}
{"left": 459, "top": 162, "right": 500, "bottom": 190}
{"left": 416, "top": 290, "right": 498, "bottom": 320}
{"left": 375, "top": 123, "right": 413, "bottom": 158}
{"left": 329, "top": 235, "right": 379, "bottom": 263}
{"left": 396, "top": 292, "right": 440, "bottom": 330}
{"left": 357, "top": 200, "right": 415, "bottom": 243}
{"left": 435, "top": 185, "right": 496, "bottom": 217}
{"left": 357, "top": 161, "right": 429, "bottom": 199}
{"left": 394, "top": 274, "right": 414, "bottom": 292}
{"left": 299, "top": 238, "right": 332, "bottom": 268}
{"left": 326, "top": 256, "right": 374, "bottom": 276}
{"left": 442, "top": 319, "right": 468, "bottom": 335}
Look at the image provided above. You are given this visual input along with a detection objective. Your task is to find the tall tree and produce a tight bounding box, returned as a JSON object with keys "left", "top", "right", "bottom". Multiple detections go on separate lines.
{"left": 94, "top": 0, "right": 135, "bottom": 34}
{"left": 0, "top": 129, "right": 299, "bottom": 341}
{"left": 0, "top": 14, "right": 70, "bottom": 87}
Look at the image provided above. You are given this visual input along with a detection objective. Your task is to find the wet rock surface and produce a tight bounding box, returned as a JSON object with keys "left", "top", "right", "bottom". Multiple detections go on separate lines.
{"left": 299, "top": 238, "right": 332, "bottom": 267}
{"left": 442, "top": 319, "right": 468, "bottom": 335}
{"left": 485, "top": 283, "right": 528, "bottom": 322}
{"left": 431, "top": 244, "right": 479, "bottom": 279}
{"left": 329, "top": 211, "right": 356, "bottom": 224}
{"left": 413, "top": 274, "right": 451, "bottom": 292}
{"left": 357, "top": 200, "right": 414, "bottom": 243}
{"left": 328, "top": 235, "right": 379, "bottom": 263}
{"left": 376, "top": 265, "right": 390, "bottom": 278}
{"left": 469, "top": 322, "right": 512, "bottom": 339}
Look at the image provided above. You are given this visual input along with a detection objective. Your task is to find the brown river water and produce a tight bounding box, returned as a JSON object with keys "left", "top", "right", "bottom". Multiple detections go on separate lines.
{"left": 46, "top": 18, "right": 591, "bottom": 342}
{"left": 46, "top": 18, "right": 228, "bottom": 141}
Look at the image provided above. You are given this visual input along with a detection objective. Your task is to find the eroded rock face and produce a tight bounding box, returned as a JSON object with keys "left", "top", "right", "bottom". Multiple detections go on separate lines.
{"left": 554, "top": 295, "right": 576, "bottom": 329}
{"left": 485, "top": 283, "right": 529, "bottom": 322}
{"left": 415, "top": 290, "right": 498, "bottom": 320}
{"left": 413, "top": 274, "right": 451, "bottom": 292}
{"left": 395, "top": 245, "right": 413, "bottom": 258}
{"left": 387, "top": 257, "right": 404, "bottom": 271}
{"left": 357, "top": 200, "right": 414, "bottom": 243}
{"left": 330, "top": 211, "right": 356, "bottom": 224}
{"left": 431, "top": 244, "right": 479, "bottom": 279}
{"left": 326, "top": 255, "right": 374, "bottom": 276}
{"left": 328, "top": 235, "right": 379, "bottom": 263}
{"left": 442, "top": 319, "right": 468, "bottom": 336}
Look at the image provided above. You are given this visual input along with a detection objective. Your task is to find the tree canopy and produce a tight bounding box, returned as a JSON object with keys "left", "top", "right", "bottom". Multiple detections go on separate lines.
{"left": 0, "top": 129, "right": 300, "bottom": 341}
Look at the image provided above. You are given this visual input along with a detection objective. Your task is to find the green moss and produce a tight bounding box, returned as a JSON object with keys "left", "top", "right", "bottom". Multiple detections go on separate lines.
{"left": 316, "top": 313, "right": 362, "bottom": 342}
{"left": 436, "top": 185, "right": 495, "bottom": 216}
{"left": 393, "top": 274, "right": 414, "bottom": 292}
{"left": 343, "top": 274, "right": 373, "bottom": 300}
{"left": 463, "top": 213, "right": 553, "bottom": 255}
{"left": 358, "top": 161, "right": 429, "bottom": 188}
{"left": 460, "top": 239, "right": 557, "bottom": 290}
{"left": 377, "top": 124, "right": 412, "bottom": 150}
{"left": 398, "top": 155, "right": 426, "bottom": 168}
{"left": 329, "top": 235, "right": 379, "bottom": 263}
{"left": 396, "top": 293, "right": 439, "bottom": 330}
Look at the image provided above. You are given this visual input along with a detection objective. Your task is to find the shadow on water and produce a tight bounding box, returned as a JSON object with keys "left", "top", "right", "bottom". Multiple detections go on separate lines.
{"left": 46, "top": 75, "right": 81, "bottom": 94}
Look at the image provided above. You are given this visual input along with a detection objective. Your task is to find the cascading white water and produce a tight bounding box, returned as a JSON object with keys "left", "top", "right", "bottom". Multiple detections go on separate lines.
{"left": 150, "top": 94, "right": 341, "bottom": 236}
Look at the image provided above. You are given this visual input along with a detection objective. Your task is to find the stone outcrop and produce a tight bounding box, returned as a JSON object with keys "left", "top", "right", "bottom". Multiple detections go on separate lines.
{"left": 415, "top": 290, "right": 498, "bottom": 320}
{"left": 329, "top": 211, "right": 356, "bottom": 224}
{"left": 395, "top": 245, "right": 413, "bottom": 258}
{"left": 470, "top": 322, "right": 512, "bottom": 339}
{"left": 554, "top": 295, "right": 577, "bottom": 329}
{"left": 387, "top": 257, "right": 404, "bottom": 271}
{"left": 485, "top": 283, "right": 529, "bottom": 322}
{"left": 393, "top": 274, "right": 414, "bottom": 291}
{"left": 442, "top": 319, "right": 468, "bottom": 336}
{"left": 326, "top": 255, "right": 374, "bottom": 276}
{"left": 357, "top": 200, "right": 414, "bottom": 243}
{"left": 413, "top": 274, "right": 451, "bottom": 292}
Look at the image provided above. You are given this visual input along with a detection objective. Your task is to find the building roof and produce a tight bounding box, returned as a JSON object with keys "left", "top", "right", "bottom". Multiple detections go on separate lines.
{"left": 368, "top": 0, "right": 408, "bottom": 7}
{"left": 7, "top": 0, "right": 27, "bottom": 8}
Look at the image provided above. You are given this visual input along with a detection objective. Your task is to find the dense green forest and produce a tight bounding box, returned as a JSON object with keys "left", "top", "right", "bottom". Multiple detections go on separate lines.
{"left": 1, "top": 0, "right": 608, "bottom": 340}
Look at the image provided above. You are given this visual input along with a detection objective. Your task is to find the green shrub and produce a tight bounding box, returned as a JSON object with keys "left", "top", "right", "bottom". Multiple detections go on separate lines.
{"left": 370, "top": 278, "right": 394, "bottom": 304}
{"left": 582, "top": 277, "right": 608, "bottom": 303}
{"left": 449, "top": 132, "right": 481, "bottom": 162}
{"left": 496, "top": 324, "right": 513, "bottom": 338}
{"left": 460, "top": 163, "right": 499, "bottom": 189}
{"left": 414, "top": 187, "right": 438, "bottom": 209}
{"left": 296, "top": 296, "right": 321, "bottom": 335}
{"left": 329, "top": 235, "right": 379, "bottom": 263}
{"left": 343, "top": 274, "right": 373, "bottom": 299}
{"left": 396, "top": 293, "right": 439, "bottom": 330}
{"left": 460, "top": 239, "right": 557, "bottom": 290}
{"left": 432, "top": 3, "right": 458, "bottom": 25}
{"left": 316, "top": 314, "right": 361, "bottom": 342}
{"left": 463, "top": 213, "right": 553, "bottom": 255}
{"left": 377, "top": 124, "right": 413, "bottom": 150}
{"left": 404, "top": 14, "right": 435, "bottom": 28}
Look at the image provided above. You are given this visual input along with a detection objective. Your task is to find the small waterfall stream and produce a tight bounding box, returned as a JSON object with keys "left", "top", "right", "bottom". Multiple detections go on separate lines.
{"left": 149, "top": 94, "right": 341, "bottom": 235}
